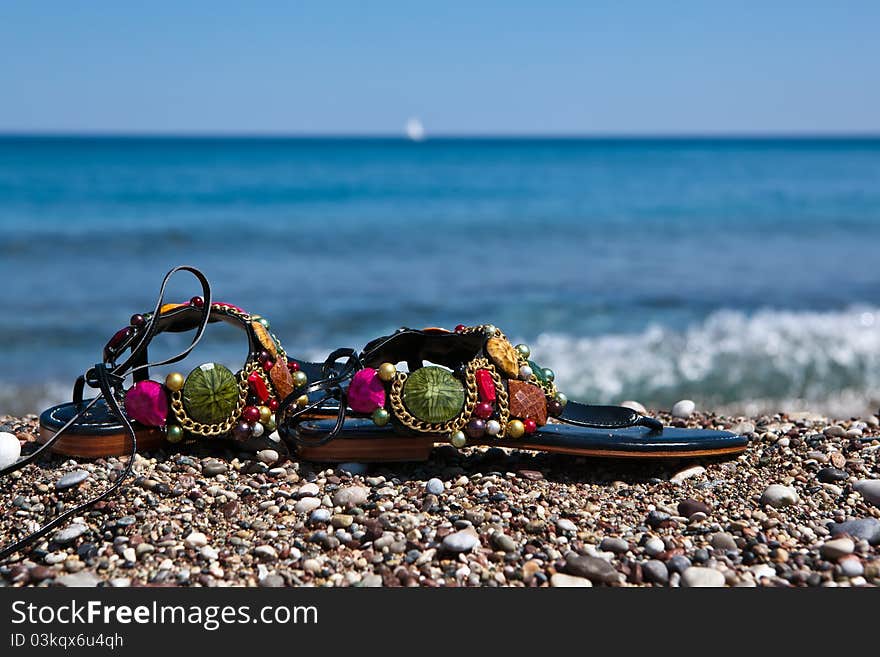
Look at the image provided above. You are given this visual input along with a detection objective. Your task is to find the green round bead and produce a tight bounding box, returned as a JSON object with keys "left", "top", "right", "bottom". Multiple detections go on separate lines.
{"left": 166, "top": 425, "right": 184, "bottom": 443}
{"left": 529, "top": 361, "right": 547, "bottom": 382}
{"left": 402, "top": 366, "right": 465, "bottom": 423}
{"left": 515, "top": 344, "right": 531, "bottom": 358}
{"left": 555, "top": 392, "right": 568, "bottom": 408}
{"left": 542, "top": 368, "right": 555, "bottom": 382}
{"left": 256, "top": 317, "right": 271, "bottom": 329}
{"left": 372, "top": 408, "right": 390, "bottom": 426}
{"left": 182, "top": 363, "right": 239, "bottom": 425}
{"left": 450, "top": 431, "right": 467, "bottom": 448}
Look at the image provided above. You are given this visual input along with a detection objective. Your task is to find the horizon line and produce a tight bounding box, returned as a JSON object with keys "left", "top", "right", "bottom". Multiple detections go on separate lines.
{"left": 1, "top": 130, "right": 880, "bottom": 140}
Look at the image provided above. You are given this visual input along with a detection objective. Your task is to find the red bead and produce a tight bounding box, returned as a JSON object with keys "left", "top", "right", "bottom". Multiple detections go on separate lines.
{"left": 190, "top": 296, "right": 205, "bottom": 308}
{"left": 263, "top": 360, "right": 274, "bottom": 372}
{"left": 129, "top": 314, "right": 146, "bottom": 328}
{"left": 523, "top": 418, "right": 537, "bottom": 434}
{"left": 243, "top": 406, "right": 261, "bottom": 423}
{"left": 475, "top": 369, "right": 496, "bottom": 402}
{"left": 288, "top": 361, "right": 300, "bottom": 372}
{"left": 258, "top": 350, "right": 272, "bottom": 363}
{"left": 454, "top": 324, "right": 466, "bottom": 333}
{"left": 247, "top": 372, "right": 270, "bottom": 402}
{"left": 474, "top": 402, "right": 494, "bottom": 419}
{"left": 268, "top": 398, "right": 279, "bottom": 412}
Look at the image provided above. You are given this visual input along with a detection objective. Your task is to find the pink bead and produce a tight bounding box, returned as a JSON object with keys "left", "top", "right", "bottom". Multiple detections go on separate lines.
{"left": 248, "top": 371, "right": 270, "bottom": 402}
{"left": 476, "top": 369, "right": 496, "bottom": 402}
{"left": 125, "top": 381, "right": 169, "bottom": 427}
{"left": 348, "top": 368, "right": 386, "bottom": 413}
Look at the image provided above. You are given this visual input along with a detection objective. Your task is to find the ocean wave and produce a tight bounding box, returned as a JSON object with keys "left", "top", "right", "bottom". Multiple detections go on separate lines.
{"left": 527, "top": 306, "right": 880, "bottom": 415}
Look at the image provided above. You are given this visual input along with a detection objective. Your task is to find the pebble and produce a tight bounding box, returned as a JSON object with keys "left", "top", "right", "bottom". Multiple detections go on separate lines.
{"left": 425, "top": 478, "right": 444, "bottom": 495}
{"left": 202, "top": 461, "right": 227, "bottom": 477}
{"left": 828, "top": 518, "right": 880, "bottom": 545}
{"left": 565, "top": 553, "right": 619, "bottom": 584}
{"left": 599, "top": 537, "right": 629, "bottom": 554}
{"left": 667, "top": 555, "right": 692, "bottom": 574}
{"left": 681, "top": 567, "right": 726, "bottom": 588}
{"left": 56, "top": 572, "right": 101, "bottom": 587}
{"left": 310, "top": 508, "right": 331, "bottom": 524}
{"left": 620, "top": 400, "right": 647, "bottom": 414}
{"left": 184, "top": 532, "right": 208, "bottom": 549}
{"left": 671, "top": 399, "right": 695, "bottom": 419}
{"left": 853, "top": 480, "right": 880, "bottom": 507}
{"left": 0, "top": 431, "right": 21, "bottom": 469}
{"left": 816, "top": 467, "right": 848, "bottom": 483}
{"left": 259, "top": 574, "right": 285, "bottom": 588}
{"left": 642, "top": 560, "right": 669, "bottom": 585}
{"left": 839, "top": 556, "right": 864, "bottom": 578}
{"left": 442, "top": 530, "right": 480, "bottom": 553}
{"left": 678, "top": 498, "right": 710, "bottom": 518}
{"left": 823, "top": 425, "right": 846, "bottom": 438}
{"left": 297, "top": 482, "right": 320, "bottom": 497}
{"left": 820, "top": 537, "right": 855, "bottom": 560}
{"left": 331, "top": 514, "right": 353, "bottom": 529}
{"left": 55, "top": 470, "right": 89, "bottom": 491}
{"left": 671, "top": 465, "right": 705, "bottom": 483}
{"left": 492, "top": 533, "right": 517, "bottom": 552}
{"left": 256, "top": 449, "right": 279, "bottom": 465}
{"left": 644, "top": 536, "right": 665, "bottom": 556}
{"left": 200, "top": 546, "right": 219, "bottom": 561}
{"left": 550, "top": 573, "right": 593, "bottom": 587}
{"left": 760, "top": 484, "right": 799, "bottom": 508}
{"left": 710, "top": 532, "right": 738, "bottom": 551}
{"left": 254, "top": 545, "right": 277, "bottom": 561}
{"left": 332, "top": 486, "right": 369, "bottom": 508}
{"left": 295, "top": 497, "right": 322, "bottom": 514}
{"left": 53, "top": 523, "right": 88, "bottom": 545}
{"left": 556, "top": 518, "right": 577, "bottom": 533}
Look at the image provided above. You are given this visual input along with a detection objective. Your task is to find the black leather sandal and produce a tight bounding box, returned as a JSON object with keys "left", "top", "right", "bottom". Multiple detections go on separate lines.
{"left": 278, "top": 325, "right": 749, "bottom": 462}
{"left": 1, "top": 266, "right": 324, "bottom": 560}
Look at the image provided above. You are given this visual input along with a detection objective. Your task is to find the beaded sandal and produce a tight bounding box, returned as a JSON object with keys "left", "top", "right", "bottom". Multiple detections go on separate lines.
{"left": 278, "top": 325, "right": 749, "bottom": 462}
{"left": 0, "top": 266, "right": 324, "bottom": 560}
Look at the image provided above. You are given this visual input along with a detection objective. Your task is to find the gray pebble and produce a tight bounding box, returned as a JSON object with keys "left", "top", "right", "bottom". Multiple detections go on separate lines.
{"left": 56, "top": 572, "right": 101, "bottom": 587}
{"left": 644, "top": 536, "right": 665, "bottom": 556}
{"left": 310, "top": 508, "right": 331, "bottom": 524}
{"left": 839, "top": 557, "right": 864, "bottom": 578}
{"left": 642, "top": 560, "right": 669, "bottom": 585}
{"left": 820, "top": 537, "right": 854, "bottom": 560}
{"left": 828, "top": 518, "right": 880, "bottom": 545}
{"left": 854, "top": 480, "right": 880, "bottom": 507}
{"left": 442, "top": 530, "right": 479, "bottom": 553}
{"left": 202, "top": 461, "right": 227, "bottom": 477}
{"left": 55, "top": 470, "right": 89, "bottom": 491}
{"left": 710, "top": 532, "right": 738, "bottom": 551}
{"left": 332, "top": 486, "right": 369, "bottom": 508}
{"left": 760, "top": 484, "right": 799, "bottom": 507}
{"left": 492, "top": 533, "right": 517, "bottom": 552}
{"left": 565, "top": 553, "right": 619, "bottom": 584}
{"left": 53, "top": 523, "right": 87, "bottom": 545}
{"left": 426, "top": 478, "right": 444, "bottom": 495}
{"left": 599, "top": 537, "right": 629, "bottom": 554}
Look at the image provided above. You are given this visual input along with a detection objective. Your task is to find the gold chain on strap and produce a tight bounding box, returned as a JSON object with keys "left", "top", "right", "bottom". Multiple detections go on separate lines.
{"left": 485, "top": 360, "right": 510, "bottom": 438}
{"left": 169, "top": 360, "right": 264, "bottom": 437}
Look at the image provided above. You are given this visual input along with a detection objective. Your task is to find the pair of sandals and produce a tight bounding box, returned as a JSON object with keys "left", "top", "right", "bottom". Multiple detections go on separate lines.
{"left": 0, "top": 267, "right": 747, "bottom": 559}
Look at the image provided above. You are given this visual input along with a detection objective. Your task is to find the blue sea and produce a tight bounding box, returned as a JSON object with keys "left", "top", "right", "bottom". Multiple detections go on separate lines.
{"left": 1, "top": 136, "right": 880, "bottom": 416}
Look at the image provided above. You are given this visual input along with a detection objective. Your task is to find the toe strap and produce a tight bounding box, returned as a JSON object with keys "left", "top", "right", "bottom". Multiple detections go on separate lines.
{"left": 561, "top": 401, "right": 663, "bottom": 432}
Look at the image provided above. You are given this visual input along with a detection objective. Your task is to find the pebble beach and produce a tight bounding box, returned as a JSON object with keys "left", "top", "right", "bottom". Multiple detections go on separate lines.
{"left": 1, "top": 407, "right": 879, "bottom": 588}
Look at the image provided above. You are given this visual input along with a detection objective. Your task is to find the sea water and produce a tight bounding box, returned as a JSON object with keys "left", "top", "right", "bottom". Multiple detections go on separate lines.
{"left": 1, "top": 136, "right": 879, "bottom": 415}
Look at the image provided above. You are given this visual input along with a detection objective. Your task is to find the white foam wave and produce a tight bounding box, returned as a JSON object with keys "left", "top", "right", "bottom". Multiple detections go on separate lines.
{"left": 527, "top": 306, "right": 880, "bottom": 415}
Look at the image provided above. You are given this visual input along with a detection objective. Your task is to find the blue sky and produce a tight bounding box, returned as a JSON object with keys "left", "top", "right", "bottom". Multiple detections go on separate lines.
{"left": 0, "top": 2, "right": 877, "bottom": 134}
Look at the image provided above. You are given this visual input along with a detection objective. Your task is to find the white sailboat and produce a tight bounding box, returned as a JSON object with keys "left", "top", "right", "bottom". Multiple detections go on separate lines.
{"left": 405, "top": 117, "right": 426, "bottom": 142}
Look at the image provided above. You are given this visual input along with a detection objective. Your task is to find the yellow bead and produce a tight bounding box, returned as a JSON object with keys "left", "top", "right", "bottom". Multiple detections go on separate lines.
{"left": 165, "top": 372, "right": 185, "bottom": 392}
{"left": 166, "top": 425, "right": 184, "bottom": 443}
{"left": 295, "top": 394, "right": 309, "bottom": 408}
{"left": 506, "top": 419, "right": 525, "bottom": 439}
{"left": 259, "top": 406, "right": 272, "bottom": 423}
{"left": 378, "top": 362, "right": 397, "bottom": 382}
{"left": 292, "top": 371, "right": 308, "bottom": 389}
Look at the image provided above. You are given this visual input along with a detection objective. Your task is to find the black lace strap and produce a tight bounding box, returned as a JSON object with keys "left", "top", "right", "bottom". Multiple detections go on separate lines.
{"left": 0, "top": 266, "right": 212, "bottom": 562}
{"left": 276, "top": 348, "right": 362, "bottom": 449}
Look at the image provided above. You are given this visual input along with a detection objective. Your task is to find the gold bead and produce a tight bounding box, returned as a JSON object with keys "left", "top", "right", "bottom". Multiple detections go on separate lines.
{"left": 506, "top": 419, "right": 525, "bottom": 439}
{"left": 295, "top": 394, "right": 309, "bottom": 408}
{"left": 259, "top": 405, "right": 272, "bottom": 423}
{"left": 378, "top": 362, "right": 397, "bottom": 382}
{"left": 292, "top": 371, "right": 308, "bottom": 389}
{"left": 165, "top": 372, "right": 185, "bottom": 392}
